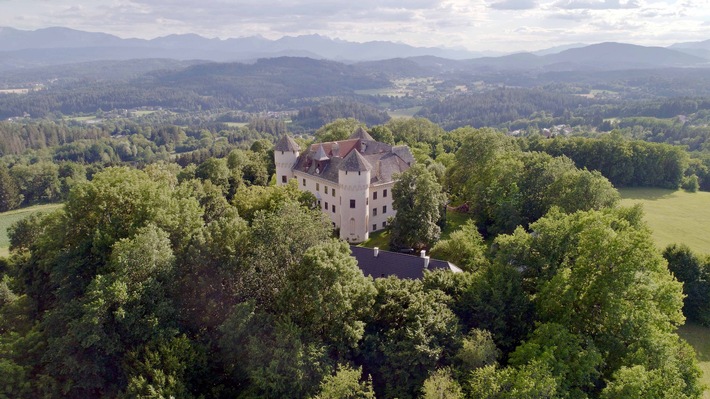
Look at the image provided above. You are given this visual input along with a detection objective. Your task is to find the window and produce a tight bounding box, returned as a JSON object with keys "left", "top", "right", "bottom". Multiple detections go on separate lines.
{"left": 373, "top": 224, "right": 377, "bottom": 231}
{"left": 373, "top": 208, "right": 377, "bottom": 216}
{"left": 324, "top": 186, "right": 328, "bottom": 194}
{"left": 350, "top": 199, "right": 356, "bottom": 208}
{"left": 383, "top": 206, "right": 387, "bottom": 214}
{"left": 325, "top": 202, "right": 329, "bottom": 210}
{"left": 373, "top": 191, "right": 378, "bottom": 200}
{"left": 317, "top": 200, "right": 321, "bottom": 207}
{"left": 316, "top": 183, "right": 319, "bottom": 191}
{"left": 302, "top": 178, "right": 306, "bottom": 186}
{"left": 332, "top": 205, "right": 336, "bottom": 213}
{"left": 281, "top": 175, "right": 287, "bottom": 183}
{"left": 382, "top": 221, "right": 387, "bottom": 228}
{"left": 332, "top": 189, "right": 336, "bottom": 197}
{"left": 383, "top": 189, "right": 388, "bottom": 197}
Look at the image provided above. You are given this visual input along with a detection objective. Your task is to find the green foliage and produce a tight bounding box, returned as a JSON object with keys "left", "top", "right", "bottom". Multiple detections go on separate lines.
{"left": 455, "top": 328, "right": 500, "bottom": 374}
{"left": 232, "top": 179, "right": 316, "bottom": 222}
{"left": 508, "top": 323, "right": 603, "bottom": 398}
{"left": 682, "top": 174, "right": 700, "bottom": 192}
{"left": 315, "top": 118, "right": 366, "bottom": 142}
{"left": 466, "top": 362, "right": 559, "bottom": 399}
{"left": 448, "top": 128, "right": 619, "bottom": 236}
{"left": 420, "top": 368, "right": 464, "bottom": 399}
{"left": 431, "top": 220, "right": 489, "bottom": 272}
{"left": 0, "top": 164, "right": 21, "bottom": 212}
{"left": 494, "top": 208, "right": 690, "bottom": 378}
{"left": 314, "top": 364, "right": 375, "bottom": 399}
{"left": 279, "top": 240, "right": 376, "bottom": 356}
{"left": 362, "top": 277, "right": 460, "bottom": 398}
{"left": 243, "top": 201, "right": 334, "bottom": 308}
{"left": 390, "top": 163, "right": 446, "bottom": 250}
{"left": 122, "top": 335, "right": 205, "bottom": 399}
{"left": 663, "top": 244, "right": 710, "bottom": 326}
{"left": 528, "top": 134, "right": 689, "bottom": 189}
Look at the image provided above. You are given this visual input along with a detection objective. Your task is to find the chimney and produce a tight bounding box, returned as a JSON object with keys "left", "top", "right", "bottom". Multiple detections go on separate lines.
{"left": 424, "top": 256, "right": 430, "bottom": 269}
{"left": 420, "top": 250, "right": 426, "bottom": 258}
{"left": 374, "top": 247, "right": 379, "bottom": 257}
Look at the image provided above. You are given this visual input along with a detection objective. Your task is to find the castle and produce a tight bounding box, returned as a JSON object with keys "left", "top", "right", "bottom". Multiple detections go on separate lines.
{"left": 274, "top": 127, "right": 414, "bottom": 243}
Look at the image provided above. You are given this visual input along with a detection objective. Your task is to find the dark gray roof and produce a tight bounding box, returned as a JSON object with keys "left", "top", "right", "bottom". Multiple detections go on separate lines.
{"left": 350, "top": 246, "right": 461, "bottom": 279}
{"left": 367, "top": 152, "right": 411, "bottom": 184}
{"left": 274, "top": 135, "right": 300, "bottom": 152}
{"left": 349, "top": 127, "right": 375, "bottom": 141}
{"left": 339, "top": 149, "right": 372, "bottom": 172}
{"left": 392, "top": 145, "right": 415, "bottom": 165}
{"left": 291, "top": 138, "right": 413, "bottom": 184}
{"left": 312, "top": 144, "right": 330, "bottom": 161}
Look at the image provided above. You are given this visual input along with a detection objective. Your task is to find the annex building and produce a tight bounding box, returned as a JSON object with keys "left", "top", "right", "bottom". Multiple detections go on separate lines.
{"left": 274, "top": 127, "right": 414, "bottom": 243}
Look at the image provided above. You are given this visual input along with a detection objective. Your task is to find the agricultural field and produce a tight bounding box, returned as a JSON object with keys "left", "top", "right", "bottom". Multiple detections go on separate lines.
{"left": 619, "top": 188, "right": 710, "bottom": 255}
{"left": 0, "top": 203, "right": 63, "bottom": 257}
{"left": 387, "top": 106, "right": 422, "bottom": 119}
{"left": 678, "top": 322, "right": 710, "bottom": 399}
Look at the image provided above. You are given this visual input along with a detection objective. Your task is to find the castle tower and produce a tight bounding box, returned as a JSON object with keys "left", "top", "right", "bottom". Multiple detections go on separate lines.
{"left": 338, "top": 149, "right": 372, "bottom": 243}
{"left": 274, "top": 135, "right": 300, "bottom": 186}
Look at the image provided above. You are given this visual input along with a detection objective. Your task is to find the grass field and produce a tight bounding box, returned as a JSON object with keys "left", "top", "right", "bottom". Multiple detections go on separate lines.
{"left": 678, "top": 322, "right": 710, "bottom": 399}
{"left": 619, "top": 188, "right": 710, "bottom": 255}
{"left": 388, "top": 106, "right": 422, "bottom": 119}
{"left": 0, "top": 204, "right": 63, "bottom": 258}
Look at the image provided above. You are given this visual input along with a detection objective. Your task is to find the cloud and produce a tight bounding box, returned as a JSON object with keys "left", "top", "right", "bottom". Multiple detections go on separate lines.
{"left": 490, "top": 0, "right": 538, "bottom": 9}
{"left": 554, "top": 0, "right": 640, "bottom": 9}
{"left": 548, "top": 10, "right": 593, "bottom": 20}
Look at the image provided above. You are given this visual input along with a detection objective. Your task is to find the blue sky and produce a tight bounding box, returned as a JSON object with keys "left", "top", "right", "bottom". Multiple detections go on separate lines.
{"left": 0, "top": 0, "right": 708, "bottom": 52}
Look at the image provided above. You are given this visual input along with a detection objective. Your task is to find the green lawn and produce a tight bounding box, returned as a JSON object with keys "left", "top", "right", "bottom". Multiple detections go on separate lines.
{"left": 619, "top": 188, "right": 710, "bottom": 255}
{"left": 678, "top": 322, "right": 710, "bottom": 399}
{"left": 0, "top": 204, "right": 63, "bottom": 257}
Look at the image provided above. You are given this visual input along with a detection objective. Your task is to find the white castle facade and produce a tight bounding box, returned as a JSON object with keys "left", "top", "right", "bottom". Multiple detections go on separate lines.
{"left": 274, "top": 128, "right": 414, "bottom": 243}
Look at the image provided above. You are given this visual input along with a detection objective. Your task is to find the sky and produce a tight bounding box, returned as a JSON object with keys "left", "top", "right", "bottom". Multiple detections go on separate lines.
{"left": 0, "top": 0, "right": 709, "bottom": 53}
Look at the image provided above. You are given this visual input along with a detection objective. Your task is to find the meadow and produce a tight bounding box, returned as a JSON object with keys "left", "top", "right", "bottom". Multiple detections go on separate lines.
{"left": 0, "top": 203, "right": 62, "bottom": 257}
{"left": 678, "top": 323, "right": 710, "bottom": 399}
{"left": 619, "top": 188, "right": 710, "bottom": 255}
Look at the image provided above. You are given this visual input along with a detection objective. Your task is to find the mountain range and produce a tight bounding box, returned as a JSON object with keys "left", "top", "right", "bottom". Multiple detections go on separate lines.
{"left": 0, "top": 26, "right": 709, "bottom": 73}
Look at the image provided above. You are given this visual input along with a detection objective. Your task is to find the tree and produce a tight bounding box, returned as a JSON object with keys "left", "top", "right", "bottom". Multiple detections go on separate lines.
{"left": 0, "top": 164, "right": 21, "bottom": 212}
{"left": 508, "top": 323, "right": 603, "bottom": 398}
{"left": 278, "top": 240, "right": 376, "bottom": 356}
{"left": 362, "top": 277, "right": 460, "bottom": 398}
{"left": 494, "top": 208, "right": 695, "bottom": 386}
{"left": 390, "top": 164, "right": 446, "bottom": 250}
{"left": 455, "top": 328, "right": 500, "bottom": 374}
{"left": 314, "top": 118, "right": 365, "bottom": 142}
{"left": 420, "top": 368, "right": 463, "bottom": 399}
{"left": 431, "top": 220, "right": 488, "bottom": 272}
{"left": 467, "top": 362, "right": 559, "bottom": 399}
{"left": 314, "top": 365, "right": 375, "bottom": 399}
{"left": 663, "top": 244, "right": 710, "bottom": 326}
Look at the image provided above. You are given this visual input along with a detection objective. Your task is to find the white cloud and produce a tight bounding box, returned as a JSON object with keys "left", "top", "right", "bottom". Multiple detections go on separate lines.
{"left": 0, "top": 0, "right": 708, "bottom": 52}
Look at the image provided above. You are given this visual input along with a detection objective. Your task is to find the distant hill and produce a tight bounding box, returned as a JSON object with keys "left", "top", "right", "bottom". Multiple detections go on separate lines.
{"left": 0, "top": 57, "right": 391, "bottom": 118}
{"left": 669, "top": 39, "right": 710, "bottom": 60}
{"left": 0, "top": 26, "right": 480, "bottom": 69}
{"left": 545, "top": 42, "right": 708, "bottom": 70}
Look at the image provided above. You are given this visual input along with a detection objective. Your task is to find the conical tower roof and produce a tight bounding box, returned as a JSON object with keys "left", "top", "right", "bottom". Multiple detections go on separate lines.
{"left": 312, "top": 144, "right": 330, "bottom": 161}
{"left": 348, "top": 126, "right": 375, "bottom": 141}
{"left": 274, "top": 135, "right": 300, "bottom": 152}
{"left": 339, "top": 148, "right": 372, "bottom": 172}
